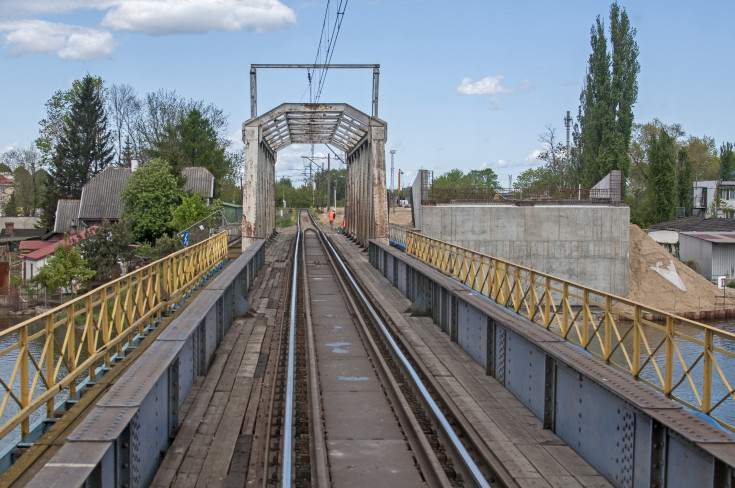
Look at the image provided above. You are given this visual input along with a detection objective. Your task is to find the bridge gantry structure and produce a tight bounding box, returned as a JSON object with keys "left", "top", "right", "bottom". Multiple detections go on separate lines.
{"left": 241, "top": 64, "right": 388, "bottom": 248}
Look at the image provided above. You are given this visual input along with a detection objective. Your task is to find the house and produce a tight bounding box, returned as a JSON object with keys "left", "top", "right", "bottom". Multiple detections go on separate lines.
{"left": 0, "top": 174, "right": 13, "bottom": 209}
{"left": 21, "top": 228, "right": 94, "bottom": 281}
{"left": 679, "top": 232, "right": 735, "bottom": 279}
{"left": 44, "top": 199, "right": 82, "bottom": 240}
{"left": 77, "top": 167, "right": 132, "bottom": 229}
{"left": 0, "top": 221, "right": 48, "bottom": 252}
{"left": 182, "top": 166, "right": 215, "bottom": 204}
{"left": 692, "top": 180, "right": 735, "bottom": 218}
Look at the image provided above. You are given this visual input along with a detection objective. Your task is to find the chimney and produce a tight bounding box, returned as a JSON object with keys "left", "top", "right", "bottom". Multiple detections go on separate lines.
{"left": 4, "top": 222, "right": 13, "bottom": 235}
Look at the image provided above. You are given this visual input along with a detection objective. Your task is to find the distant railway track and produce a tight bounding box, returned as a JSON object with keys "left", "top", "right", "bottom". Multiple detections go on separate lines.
{"left": 264, "top": 210, "right": 511, "bottom": 487}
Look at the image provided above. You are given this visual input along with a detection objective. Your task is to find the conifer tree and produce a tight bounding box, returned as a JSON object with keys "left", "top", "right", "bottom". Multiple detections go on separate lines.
{"left": 577, "top": 3, "right": 639, "bottom": 189}
{"left": 677, "top": 148, "right": 692, "bottom": 211}
{"left": 647, "top": 129, "right": 676, "bottom": 223}
{"left": 719, "top": 142, "right": 735, "bottom": 181}
{"left": 41, "top": 75, "right": 114, "bottom": 228}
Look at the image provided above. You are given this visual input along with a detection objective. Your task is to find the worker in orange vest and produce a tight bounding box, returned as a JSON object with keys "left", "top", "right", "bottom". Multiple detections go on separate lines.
{"left": 329, "top": 209, "right": 336, "bottom": 229}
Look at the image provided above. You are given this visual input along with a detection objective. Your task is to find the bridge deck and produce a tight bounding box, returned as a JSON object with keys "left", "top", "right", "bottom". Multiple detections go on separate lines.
{"left": 152, "top": 227, "right": 610, "bottom": 487}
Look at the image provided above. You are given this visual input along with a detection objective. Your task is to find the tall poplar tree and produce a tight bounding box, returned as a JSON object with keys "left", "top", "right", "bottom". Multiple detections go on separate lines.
{"left": 647, "top": 129, "right": 676, "bottom": 223}
{"left": 577, "top": 2, "right": 639, "bottom": 189}
{"left": 677, "top": 148, "right": 692, "bottom": 211}
{"left": 720, "top": 142, "right": 735, "bottom": 181}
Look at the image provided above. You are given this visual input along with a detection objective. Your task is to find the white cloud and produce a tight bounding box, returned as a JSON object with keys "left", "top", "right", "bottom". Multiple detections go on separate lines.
{"left": 489, "top": 97, "right": 504, "bottom": 110}
{"left": 0, "top": 0, "right": 296, "bottom": 58}
{"left": 497, "top": 159, "right": 507, "bottom": 168}
{"left": 526, "top": 149, "right": 543, "bottom": 163}
{"left": 457, "top": 75, "right": 509, "bottom": 96}
{"left": 101, "top": 0, "right": 296, "bottom": 35}
{"left": 0, "top": 20, "right": 115, "bottom": 60}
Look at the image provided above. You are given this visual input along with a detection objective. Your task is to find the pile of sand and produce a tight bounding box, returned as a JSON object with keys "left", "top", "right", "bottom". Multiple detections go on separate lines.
{"left": 626, "top": 224, "right": 735, "bottom": 317}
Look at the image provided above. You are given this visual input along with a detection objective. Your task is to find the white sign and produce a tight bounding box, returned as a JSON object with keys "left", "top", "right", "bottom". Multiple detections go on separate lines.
{"left": 718, "top": 276, "right": 727, "bottom": 290}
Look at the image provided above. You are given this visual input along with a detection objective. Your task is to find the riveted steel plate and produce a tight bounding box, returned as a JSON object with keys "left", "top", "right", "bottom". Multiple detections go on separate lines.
{"left": 25, "top": 441, "right": 114, "bottom": 488}
{"left": 68, "top": 406, "right": 137, "bottom": 441}
{"left": 157, "top": 289, "right": 219, "bottom": 341}
{"left": 667, "top": 431, "right": 715, "bottom": 487}
{"left": 98, "top": 340, "right": 179, "bottom": 407}
{"left": 642, "top": 407, "right": 735, "bottom": 444}
{"left": 544, "top": 341, "right": 678, "bottom": 410}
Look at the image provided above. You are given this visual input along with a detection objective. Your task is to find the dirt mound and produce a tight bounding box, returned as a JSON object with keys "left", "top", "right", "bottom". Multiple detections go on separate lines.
{"left": 626, "top": 224, "right": 735, "bottom": 317}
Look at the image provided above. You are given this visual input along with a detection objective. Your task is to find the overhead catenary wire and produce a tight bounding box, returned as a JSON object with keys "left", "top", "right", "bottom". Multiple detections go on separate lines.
{"left": 308, "top": 0, "right": 350, "bottom": 104}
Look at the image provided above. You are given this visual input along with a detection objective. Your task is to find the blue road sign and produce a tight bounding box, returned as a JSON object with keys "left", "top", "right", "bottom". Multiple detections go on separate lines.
{"left": 182, "top": 231, "right": 190, "bottom": 247}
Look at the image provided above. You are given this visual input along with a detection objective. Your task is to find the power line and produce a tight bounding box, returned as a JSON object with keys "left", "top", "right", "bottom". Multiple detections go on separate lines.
{"left": 308, "top": 0, "right": 350, "bottom": 103}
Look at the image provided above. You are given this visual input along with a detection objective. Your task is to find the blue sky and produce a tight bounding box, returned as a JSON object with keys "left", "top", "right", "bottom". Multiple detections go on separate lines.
{"left": 1, "top": 0, "right": 733, "bottom": 189}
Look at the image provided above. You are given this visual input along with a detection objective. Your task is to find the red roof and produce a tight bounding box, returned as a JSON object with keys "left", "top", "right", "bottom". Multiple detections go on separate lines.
{"left": 19, "top": 240, "right": 48, "bottom": 251}
{"left": 0, "top": 175, "right": 12, "bottom": 185}
{"left": 23, "top": 227, "right": 97, "bottom": 261}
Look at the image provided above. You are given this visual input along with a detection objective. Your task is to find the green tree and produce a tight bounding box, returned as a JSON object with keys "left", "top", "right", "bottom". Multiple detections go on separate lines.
{"left": 514, "top": 167, "right": 552, "bottom": 192}
{"left": 121, "top": 158, "right": 182, "bottom": 242}
{"left": 42, "top": 75, "right": 114, "bottom": 228}
{"left": 647, "top": 128, "right": 676, "bottom": 223}
{"left": 33, "top": 241, "right": 96, "bottom": 295}
{"left": 577, "top": 2, "right": 639, "bottom": 189}
{"left": 677, "top": 148, "right": 692, "bottom": 211}
{"left": 79, "top": 219, "right": 136, "bottom": 282}
{"left": 2, "top": 193, "right": 18, "bottom": 217}
{"left": 464, "top": 168, "right": 500, "bottom": 188}
{"left": 170, "top": 192, "right": 211, "bottom": 231}
{"left": 719, "top": 142, "right": 735, "bottom": 181}
{"left": 432, "top": 169, "right": 465, "bottom": 188}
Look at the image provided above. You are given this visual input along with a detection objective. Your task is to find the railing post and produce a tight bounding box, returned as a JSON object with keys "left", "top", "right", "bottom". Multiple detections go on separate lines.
{"left": 45, "top": 315, "right": 54, "bottom": 418}
{"left": 665, "top": 316, "right": 674, "bottom": 395}
{"left": 633, "top": 305, "right": 641, "bottom": 378}
{"left": 19, "top": 325, "right": 29, "bottom": 438}
{"left": 529, "top": 271, "right": 537, "bottom": 320}
{"left": 561, "top": 281, "right": 569, "bottom": 339}
{"left": 514, "top": 267, "right": 521, "bottom": 312}
{"left": 703, "top": 328, "right": 713, "bottom": 413}
{"left": 544, "top": 276, "right": 551, "bottom": 328}
{"left": 582, "top": 289, "right": 590, "bottom": 348}
{"left": 604, "top": 295, "right": 612, "bottom": 361}
{"left": 67, "top": 304, "right": 77, "bottom": 399}
{"left": 86, "top": 295, "right": 96, "bottom": 380}
{"left": 100, "top": 288, "right": 110, "bottom": 367}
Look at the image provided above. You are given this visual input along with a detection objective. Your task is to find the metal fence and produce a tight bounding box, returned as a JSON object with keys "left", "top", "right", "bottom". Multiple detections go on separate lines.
{"left": 423, "top": 186, "right": 624, "bottom": 206}
{"left": 388, "top": 223, "right": 419, "bottom": 248}
{"left": 0, "top": 231, "right": 228, "bottom": 442}
{"left": 406, "top": 231, "right": 735, "bottom": 433}
{"left": 177, "top": 209, "right": 242, "bottom": 247}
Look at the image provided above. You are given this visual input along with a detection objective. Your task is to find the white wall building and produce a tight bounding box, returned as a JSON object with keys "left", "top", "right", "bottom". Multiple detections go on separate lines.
{"left": 693, "top": 180, "right": 735, "bottom": 218}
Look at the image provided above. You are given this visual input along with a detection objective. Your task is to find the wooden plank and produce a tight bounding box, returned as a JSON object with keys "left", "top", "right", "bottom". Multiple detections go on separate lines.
{"left": 173, "top": 391, "right": 230, "bottom": 488}
{"left": 195, "top": 378, "right": 255, "bottom": 488}
{"left": 223, "top": 435, "right": 253, "bottom": 488}
{"left": 151, "top": 354, "right": 229, "bottom": 487}
{"left": 215, "top": 320, "right": 255, "bottom": 392}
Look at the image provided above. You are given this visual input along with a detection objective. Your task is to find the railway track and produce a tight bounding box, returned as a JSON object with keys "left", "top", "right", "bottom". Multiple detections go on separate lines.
{"left": 263, "top": 210, "right": 511, "bottom": 487}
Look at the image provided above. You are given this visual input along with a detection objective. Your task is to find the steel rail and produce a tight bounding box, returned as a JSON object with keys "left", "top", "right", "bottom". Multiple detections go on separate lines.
{"left": 281, "top": 211, "right": 301, "bottom": 486}
{"left": 307, "top": 213, "right": 493, "bottom": 488}
{"left": 300, "top": 226, "right": 330, "bottom": 486}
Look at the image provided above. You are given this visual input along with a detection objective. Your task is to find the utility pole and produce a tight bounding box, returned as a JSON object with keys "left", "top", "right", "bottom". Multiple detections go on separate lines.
{"left": 327, "top": 153, "right": 331, "bottom": 212}
{"left": 390, "top": 150, "right": 396, "bottom": 214}
{"left": 564, "top": 110, "right": 572, "bottom": 160}
{"left": 508, "top": 175, "right": 512, "bottom": 190}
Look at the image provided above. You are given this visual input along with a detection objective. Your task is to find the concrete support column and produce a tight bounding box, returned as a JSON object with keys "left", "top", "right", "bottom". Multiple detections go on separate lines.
{"left": 370, "top": 125, "right": 388, "bottom": 242}
{"left": 242, "top": 126, "right": 259, "bottom": 249}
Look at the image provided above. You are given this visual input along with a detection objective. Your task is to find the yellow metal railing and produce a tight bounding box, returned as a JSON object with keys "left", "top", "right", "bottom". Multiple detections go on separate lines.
{"left": 0, "top": 231, "right": 228, "bottom": 442}
{"left": 406, "top": 231, "right": 735, "bottom": 432}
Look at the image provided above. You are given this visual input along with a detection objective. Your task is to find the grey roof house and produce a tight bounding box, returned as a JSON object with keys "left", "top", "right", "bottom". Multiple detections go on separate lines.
{"left": 78, "top": 167, "right": 133, "bottom": 227}
{"left": 53, "top": 199, "right": 81, "bottom": 235}
{"left": 182, "top": 166, "right": 215, "bottom": 204}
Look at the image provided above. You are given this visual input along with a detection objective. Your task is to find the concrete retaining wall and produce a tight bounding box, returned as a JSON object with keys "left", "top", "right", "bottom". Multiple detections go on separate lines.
{"left": 369, "top": 240, "right": 735, "bottom": 488}
{"left": 25, "top": 242, "right": 265, "bottom": 488}
{"left": 421, "top": 204, "right": 630, "bottom": 296}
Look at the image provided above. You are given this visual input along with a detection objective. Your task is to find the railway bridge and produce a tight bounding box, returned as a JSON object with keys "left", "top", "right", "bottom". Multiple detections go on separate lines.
{"left": 2, "top": 74, "right": 735, "bottom": 486}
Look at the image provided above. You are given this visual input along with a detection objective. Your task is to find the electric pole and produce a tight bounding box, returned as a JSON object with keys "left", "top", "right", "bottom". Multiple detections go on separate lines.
{"left": 327, "top": 153, "right": 331, "bottom": 212}
{"left": 390, "top": 149, "right": 396, "bottom": 214}
{"left": 564, "top": 110, "right": 572, "bottom": 160}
